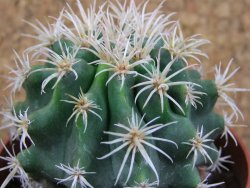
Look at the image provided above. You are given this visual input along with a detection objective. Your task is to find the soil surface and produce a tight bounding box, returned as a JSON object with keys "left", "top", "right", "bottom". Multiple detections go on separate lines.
{"left": 0, "top": 0, "right": 250, "bottom": 150}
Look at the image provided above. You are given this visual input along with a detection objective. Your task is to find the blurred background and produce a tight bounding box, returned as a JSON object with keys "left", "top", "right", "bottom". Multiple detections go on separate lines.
{"left": 0, "top": 0, "right": 249, "bottom": 150}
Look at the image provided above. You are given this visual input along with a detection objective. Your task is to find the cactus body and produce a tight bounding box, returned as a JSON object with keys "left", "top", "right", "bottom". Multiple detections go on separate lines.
{"left": 0, "top": 1, "right": 249, "bottom": 188}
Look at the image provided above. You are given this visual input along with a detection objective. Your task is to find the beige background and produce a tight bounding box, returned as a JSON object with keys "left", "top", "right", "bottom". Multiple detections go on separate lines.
{"left": 0, "top": 0, "right": 250, "bottom": 150}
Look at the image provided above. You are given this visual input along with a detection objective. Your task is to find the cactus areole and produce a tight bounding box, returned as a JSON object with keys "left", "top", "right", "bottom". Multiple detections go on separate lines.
{"left": 0, "top": 1, "right": 249, "bottom": 188}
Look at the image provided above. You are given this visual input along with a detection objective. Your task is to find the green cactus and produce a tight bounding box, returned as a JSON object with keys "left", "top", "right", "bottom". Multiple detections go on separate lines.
{"left": 0, "top": 1, "right": 249, "bottom": 188}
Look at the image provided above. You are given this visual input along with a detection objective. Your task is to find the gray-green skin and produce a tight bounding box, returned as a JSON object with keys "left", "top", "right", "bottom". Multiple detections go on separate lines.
{"left": 14, "top": 39, "right": 224, "bottom": 188}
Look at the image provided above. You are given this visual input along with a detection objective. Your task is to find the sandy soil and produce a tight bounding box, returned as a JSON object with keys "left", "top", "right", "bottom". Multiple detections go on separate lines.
{"left": 0, "top": 0, "right": 249, "bottom": 149}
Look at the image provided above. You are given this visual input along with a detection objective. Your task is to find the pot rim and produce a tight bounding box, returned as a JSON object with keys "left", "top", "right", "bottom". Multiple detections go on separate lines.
{"left": 231, "top": 130, "right": 250, "bottom": 187}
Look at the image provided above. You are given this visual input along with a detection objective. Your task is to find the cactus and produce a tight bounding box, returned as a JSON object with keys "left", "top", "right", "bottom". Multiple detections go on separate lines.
{"left": 0, "top": 1, "right": 249, "bottom": 188}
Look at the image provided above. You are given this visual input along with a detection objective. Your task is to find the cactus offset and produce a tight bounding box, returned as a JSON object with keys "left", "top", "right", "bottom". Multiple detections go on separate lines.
{"left": 0, "top": 1, "right": 249, "bottom": 188}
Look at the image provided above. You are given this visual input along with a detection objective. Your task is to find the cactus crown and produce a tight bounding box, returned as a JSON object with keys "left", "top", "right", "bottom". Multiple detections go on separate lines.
{"left": 0, "top": 0, "right": 249, "bottom": 188}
